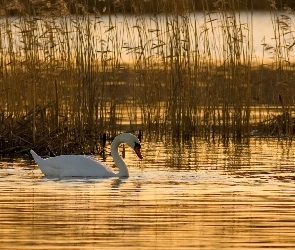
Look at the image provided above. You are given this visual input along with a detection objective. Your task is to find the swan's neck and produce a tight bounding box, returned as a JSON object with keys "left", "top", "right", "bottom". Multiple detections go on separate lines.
{"left": 111, "top": 138, "right": 129, "bottom": 177}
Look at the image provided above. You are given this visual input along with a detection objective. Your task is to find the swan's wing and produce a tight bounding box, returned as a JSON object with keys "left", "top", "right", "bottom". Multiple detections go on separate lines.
{"left": 44, "top": 155, "right": 115, "bottom": 177}
{"left": 44, "top": 155, "right": 101, "bottom": 168}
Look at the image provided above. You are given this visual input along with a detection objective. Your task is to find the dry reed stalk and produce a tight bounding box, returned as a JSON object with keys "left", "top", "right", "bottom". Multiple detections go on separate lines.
{"left": 1, "top": 0, "right": 295, "bottom": 153}
{"left": 259, "top": 1, "right": 295, "bottom": 137}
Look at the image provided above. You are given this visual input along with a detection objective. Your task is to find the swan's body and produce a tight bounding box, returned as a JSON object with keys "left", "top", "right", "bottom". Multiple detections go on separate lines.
{"left": 30, "top": 133, "right": 142, "bottom": 178}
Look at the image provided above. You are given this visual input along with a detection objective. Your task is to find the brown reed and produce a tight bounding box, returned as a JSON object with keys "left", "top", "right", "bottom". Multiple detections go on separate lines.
{"left": 0, "top": 0, "right": 295, "bottom": 154}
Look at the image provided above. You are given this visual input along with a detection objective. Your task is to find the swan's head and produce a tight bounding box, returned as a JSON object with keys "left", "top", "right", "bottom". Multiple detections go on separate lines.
{"left": 119, "top": 133, "right": 143, "bottom": 159}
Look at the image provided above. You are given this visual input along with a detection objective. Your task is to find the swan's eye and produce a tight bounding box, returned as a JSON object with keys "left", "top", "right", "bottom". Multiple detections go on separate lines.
{"left": 134, "top": 142, "right": 141, "bottom": 149}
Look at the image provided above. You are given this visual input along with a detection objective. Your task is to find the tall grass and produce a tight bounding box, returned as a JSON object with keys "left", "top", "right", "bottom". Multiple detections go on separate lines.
{"left": 0, "top": 0, "right": 295, "bottom": 153}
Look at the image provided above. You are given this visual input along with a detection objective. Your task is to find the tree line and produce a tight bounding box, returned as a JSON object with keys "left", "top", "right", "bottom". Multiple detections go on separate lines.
{"left": 1, "top": 0, "right": 295, "bottom": 16}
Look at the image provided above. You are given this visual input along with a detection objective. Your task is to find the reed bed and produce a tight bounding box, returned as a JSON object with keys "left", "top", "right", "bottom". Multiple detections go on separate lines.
{"left": 0, "top": 0, "right": 295, "bottom": 154}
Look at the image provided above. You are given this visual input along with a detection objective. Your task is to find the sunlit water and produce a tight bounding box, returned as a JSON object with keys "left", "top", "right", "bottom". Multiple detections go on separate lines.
{"left": 1, "top": 136, "right": 295, "bottom": 249}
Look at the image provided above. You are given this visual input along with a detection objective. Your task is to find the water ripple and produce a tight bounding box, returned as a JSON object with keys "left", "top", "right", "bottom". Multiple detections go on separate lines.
{"left": 0, "top": 138, "right": 295, "bottom": 249}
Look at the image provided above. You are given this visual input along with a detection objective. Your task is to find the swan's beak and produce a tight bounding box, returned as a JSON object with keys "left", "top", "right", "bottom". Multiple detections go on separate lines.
{"left": 134, "top": 146, "right": 143, "bottom": 159}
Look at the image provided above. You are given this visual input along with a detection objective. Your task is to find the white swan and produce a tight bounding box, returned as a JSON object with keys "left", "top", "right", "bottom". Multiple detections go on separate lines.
{"left": 30, "top": 133, "right": 143, "bottom": 178}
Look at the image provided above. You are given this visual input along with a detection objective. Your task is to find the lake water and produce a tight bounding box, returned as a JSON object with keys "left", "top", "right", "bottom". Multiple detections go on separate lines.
{"left": 1, "top": 136, "right": 295, "bottom": 249}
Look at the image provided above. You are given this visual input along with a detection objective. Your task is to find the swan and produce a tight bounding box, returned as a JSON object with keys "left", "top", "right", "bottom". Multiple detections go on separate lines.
{"left": 30, "top": 133, "right": 143, "bottom": 178}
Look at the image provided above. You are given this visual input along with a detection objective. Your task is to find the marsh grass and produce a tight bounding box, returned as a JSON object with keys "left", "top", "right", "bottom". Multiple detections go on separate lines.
{"left": 0, "top": 0, "right": 295, "bottom": 153}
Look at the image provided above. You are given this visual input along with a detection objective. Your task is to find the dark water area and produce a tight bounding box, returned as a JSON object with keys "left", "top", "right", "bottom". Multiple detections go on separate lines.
{"left": 0, "top": 136, "right": 295, "bottom": 249}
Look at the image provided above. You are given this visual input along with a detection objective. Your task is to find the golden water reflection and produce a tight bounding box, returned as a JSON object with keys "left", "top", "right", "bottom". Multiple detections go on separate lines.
{"left": 1, "top": 137, "right": 295, "bottom": 249}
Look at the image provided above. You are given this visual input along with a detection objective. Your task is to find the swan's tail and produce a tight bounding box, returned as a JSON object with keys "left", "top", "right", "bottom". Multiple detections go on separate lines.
{"left": 30, "top": 149, "right": 55, "bottom": 177}
{"left": 30, "top": 149, "right": 44, "bottom": 166}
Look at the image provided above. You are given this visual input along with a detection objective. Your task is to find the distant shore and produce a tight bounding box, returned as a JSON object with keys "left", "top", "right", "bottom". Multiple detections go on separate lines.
{"left": 2, "top": 0, "right": 295, "bottom": 16}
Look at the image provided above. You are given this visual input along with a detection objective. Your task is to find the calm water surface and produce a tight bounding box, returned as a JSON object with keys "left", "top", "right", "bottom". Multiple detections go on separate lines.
{"left": 1, "top": 136, "right": 295, "bottom": 249}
